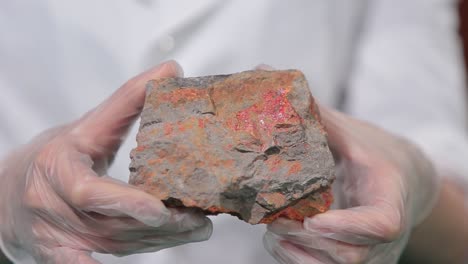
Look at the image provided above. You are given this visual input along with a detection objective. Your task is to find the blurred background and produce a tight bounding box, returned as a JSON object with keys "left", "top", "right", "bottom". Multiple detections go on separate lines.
{"left": 459, "top": 0, "right": 468, "bottom": 83}
{"left": 1, "top": 1, "right": 468, "bottom": 264}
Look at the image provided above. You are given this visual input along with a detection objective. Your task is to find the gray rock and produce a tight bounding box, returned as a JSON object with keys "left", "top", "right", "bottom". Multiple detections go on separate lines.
{"left": 129, "top": 70, "right": 335, "bottom": 224}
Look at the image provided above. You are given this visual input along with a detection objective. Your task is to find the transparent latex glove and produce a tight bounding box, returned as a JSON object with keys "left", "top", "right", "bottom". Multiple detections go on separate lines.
{"left": 264, "top": 105, "right": 439, "bottom": 264}
{"left": 0, "top": 61, "right": 212, "bottom": 264}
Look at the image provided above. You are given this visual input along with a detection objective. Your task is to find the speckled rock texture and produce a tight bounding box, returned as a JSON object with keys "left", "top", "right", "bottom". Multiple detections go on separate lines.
{"left": 129, "top": 70, "right": 335, "bottom": 224}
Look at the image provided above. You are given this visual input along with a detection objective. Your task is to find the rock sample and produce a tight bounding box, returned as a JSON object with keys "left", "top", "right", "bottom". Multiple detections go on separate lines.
{"left": 129, "top": 70, "right": 335, "bottom": 224}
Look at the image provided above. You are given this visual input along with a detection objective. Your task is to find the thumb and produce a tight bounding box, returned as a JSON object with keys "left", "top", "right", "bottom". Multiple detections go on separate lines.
{"left": 317, "top": 104, "right": 360, "bottom": 160}
{"left": 302, "top": 203, "right": 404, "bottom": 245}
{"left": 73, "top": 60, "right": 183, "bottom": 155}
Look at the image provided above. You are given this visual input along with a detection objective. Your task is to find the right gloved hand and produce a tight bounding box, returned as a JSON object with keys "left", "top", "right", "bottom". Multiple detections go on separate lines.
{"left": 263, "top": 105, "right": 439, "bottom": 264}
{"left": 0, "top": 61, "right": 212, "bottom": 264}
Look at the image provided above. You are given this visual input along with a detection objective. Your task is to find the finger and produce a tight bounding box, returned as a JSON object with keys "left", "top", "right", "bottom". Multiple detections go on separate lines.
{"left": 134, "top": 218, "right": 212, "bottom": 250}
{"left": 78, "top": 208, "right": 211, "bottom": 241}
{"left": 268, "top": 219, "right": 370, "bottom": 263}
{"left": 72, "top": 174, "right": 209, "bottom": 233}
{"left": 315, "top": 104, "right": 357, "bottom": 160}
{"left": 38, "top": 248, "right": 100, "bottom": 264}
{"left": 72, "top": 176, "right": 209, "bottom": 232}
{"left": 79, "top": 215, "right": 164, "bottom": 240}
{"left": 317, "top": 104, "right": 393, "bottom": 162}
{"left": 73, "top": 177, "right": 209, "bottom": 231}
{"left": 62, "top": 166, "right": 172, "bottom": 227}
{"left": 28, "top": 150, "right": 169, "bottom": 236}
{"left": 280, "top": 240, "right": 337, "bottom": 264}
{"left": 264, "top": 232, "right": 323, "bottom": 264}
{"left": 73, "top": 60, "right": 183, "bottom": 155}
{"left": 29, "top": 212, "right": 209, "bottom": 257}
{"left": 90, "top": 219, "right": 212, "bottom": 256}
{"left": 158, "top": 208, "right": 213, "bottom": 234}
{"left": 51, "top": 153, "right": 209, "bottom": 236}
{"left": 303, "top": 205, "right": 403, "bottom": 245}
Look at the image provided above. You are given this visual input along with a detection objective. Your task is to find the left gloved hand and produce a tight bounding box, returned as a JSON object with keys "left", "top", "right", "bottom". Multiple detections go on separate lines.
{"left": 263, "top": 104, "right": 439, "bottom": 263}
{"left": 0, "top": 61, "right": 212, "bottom": 264}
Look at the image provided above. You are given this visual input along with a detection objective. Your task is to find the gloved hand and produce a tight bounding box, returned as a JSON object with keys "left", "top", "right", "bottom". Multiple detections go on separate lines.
{"left": 264, "top": 105, "right": 439, "bottom": 263}
{"left": 0, "top": 61, "right": 212, "bottom": 264}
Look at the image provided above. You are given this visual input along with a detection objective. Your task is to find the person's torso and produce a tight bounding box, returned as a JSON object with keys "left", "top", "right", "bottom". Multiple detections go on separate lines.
{"left": 0, "top": 1, "right": 368, "bottom": 263}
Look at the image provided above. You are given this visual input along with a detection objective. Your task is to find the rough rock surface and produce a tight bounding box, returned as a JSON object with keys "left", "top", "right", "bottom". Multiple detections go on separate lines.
{"left": 129, "top": 70, "right": 335, "bottom": 224}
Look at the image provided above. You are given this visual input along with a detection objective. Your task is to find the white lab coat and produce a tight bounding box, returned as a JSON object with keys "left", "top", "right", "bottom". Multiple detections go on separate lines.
{"left": 0, "top": 0, "right": 467, "bottom": 263}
